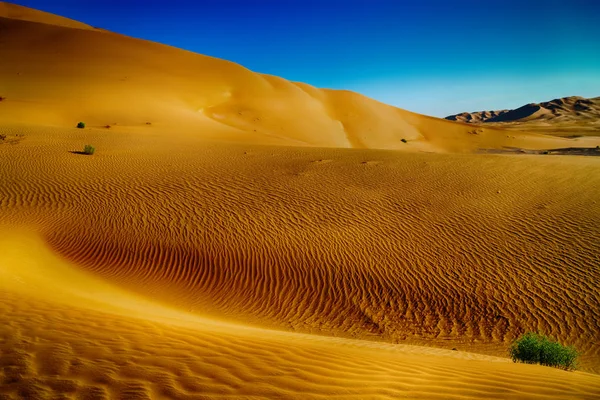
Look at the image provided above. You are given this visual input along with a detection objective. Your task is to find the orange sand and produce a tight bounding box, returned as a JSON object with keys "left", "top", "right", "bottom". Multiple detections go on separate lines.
{"left": 1, "top": 2, "right": 599, "bottom": 399}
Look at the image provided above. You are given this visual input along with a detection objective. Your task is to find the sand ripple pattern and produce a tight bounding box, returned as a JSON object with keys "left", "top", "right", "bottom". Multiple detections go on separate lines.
{"left": 1, "top": 132, "right": 599, "bottom": 372}
{"left": 3, "top": 291, "right": 600, "bottom": 399}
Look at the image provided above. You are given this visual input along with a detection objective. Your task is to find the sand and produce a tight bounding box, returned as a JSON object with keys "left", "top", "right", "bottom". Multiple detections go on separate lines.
{"left": 1, "top": 3, "right": 597, "bottom": 153}
{"left": 1, "top": 2, "right": 600, "bottom": 399}
{"left": 446, "top": 96, "right": 600, "bottom": 138}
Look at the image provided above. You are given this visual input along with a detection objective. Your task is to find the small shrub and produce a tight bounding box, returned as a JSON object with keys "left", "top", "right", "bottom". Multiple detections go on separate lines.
{"left": 541, "top": 151, "right": 549, "bottom": 155}
{"left": 0, "top": 134, "right": 6, "bottom": 141}
{"left": 83, "top": 145, "right": 95, "bottom": 155}
{"left": 77, "top": 122, "right": 86, "bottom": 129}
{"left": 509, "top": 332, "right": 578, "bottom": 370}
{"left": 401, "top": 138, "right": 408, "bottom": 143}
{"left": 0, "top": 96, "right": 5, "bottom": 101}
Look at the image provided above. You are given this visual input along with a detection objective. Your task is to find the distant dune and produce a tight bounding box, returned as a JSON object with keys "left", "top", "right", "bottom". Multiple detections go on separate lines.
{"left": 1, "top": 2, "right": 600, "bottom": 399}
{"left": 446, "top": 96, "right": 600, "bottom": 137}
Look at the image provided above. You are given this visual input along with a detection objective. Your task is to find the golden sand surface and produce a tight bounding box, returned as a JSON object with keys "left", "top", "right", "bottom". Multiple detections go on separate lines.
{"left": 1, "top": 2, "right": 600, "bottom": 399}
{"left": 1, "top": 3, "right": 595, "bottom": 153}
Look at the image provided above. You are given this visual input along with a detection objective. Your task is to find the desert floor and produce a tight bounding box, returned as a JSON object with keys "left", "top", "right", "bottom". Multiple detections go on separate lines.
{"left": 1, "top": 124, "right": 599, "bottom": 399}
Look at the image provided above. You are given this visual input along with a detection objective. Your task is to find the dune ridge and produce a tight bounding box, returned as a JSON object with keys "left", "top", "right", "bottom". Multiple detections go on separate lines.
{"left": 0, "top": 1, "right": 93, "bottom": 30}
{"left": 1, "top": 4, "right": 596, "bottom": 152}
{"left": 446, "top": 96, "right": 600, "bottom": 124}
{"left": 446, "top": 96, "right": 600, "bottom": 137}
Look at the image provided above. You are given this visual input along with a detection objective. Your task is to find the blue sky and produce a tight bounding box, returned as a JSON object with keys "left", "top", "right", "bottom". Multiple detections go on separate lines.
{"left": 10, "top": 0, "right": 600, "bottom": 116}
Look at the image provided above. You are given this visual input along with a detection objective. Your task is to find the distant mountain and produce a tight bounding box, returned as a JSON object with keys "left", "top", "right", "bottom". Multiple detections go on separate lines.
{"left": 446, "top": 96, "right": 600, "bottom": 124}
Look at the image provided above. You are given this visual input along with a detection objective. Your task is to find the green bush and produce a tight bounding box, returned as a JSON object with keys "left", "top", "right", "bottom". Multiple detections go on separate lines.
{"left": 77, "top": 122, "right": 86, "bottom": 129}
{"left": 83, "top": 145, "right": 95, "bottom": 155}
{"left": 509, "top": 332, "right": 578, "bottom": 370}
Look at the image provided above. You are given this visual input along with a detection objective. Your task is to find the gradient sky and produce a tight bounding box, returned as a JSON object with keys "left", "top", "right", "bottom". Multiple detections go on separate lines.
{"left": 10, "top": 0, "right": 600, "bottom": 117}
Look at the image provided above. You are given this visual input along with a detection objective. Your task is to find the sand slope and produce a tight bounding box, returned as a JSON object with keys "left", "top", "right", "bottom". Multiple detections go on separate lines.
{"left": 0, "top": 1, "right": 93, "bottom": 29}
{"left": 1, "top": 3, "right": 600, "bottom": 399}
{"left": 2, "top": 231, "right": 600, "bottom": 399}
{"left": 1, "top": 3, "right": 595, "bottom": 152}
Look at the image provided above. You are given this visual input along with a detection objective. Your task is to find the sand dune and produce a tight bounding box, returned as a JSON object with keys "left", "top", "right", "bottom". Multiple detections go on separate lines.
{"left": 1, "top": 2, "right": 600, "bottom": 399}
{"left": 446, "top": 96, "right": 600, "bottom": 137}
{"left": 446, "top": 96, "right": 600, "bottom": 124}
{"left": 2, "top": 232, "right": 600, "bottom": 399}
{"left": 0, "top": 1, "right": 93, "bottom": 29}
{"left": 1, "top": 3, "right": 596, "bottom": 152}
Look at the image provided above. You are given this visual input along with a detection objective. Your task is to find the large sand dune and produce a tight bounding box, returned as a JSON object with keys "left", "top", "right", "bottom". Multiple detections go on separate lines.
{"left": 1, "top": 2, "right": 595, "bottom": 152}
{"left": 1, "top": 2, "right": 600, "bottom": 399}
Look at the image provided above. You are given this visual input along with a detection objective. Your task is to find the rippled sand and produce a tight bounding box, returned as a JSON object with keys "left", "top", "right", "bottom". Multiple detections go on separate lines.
{"left": 1, "top": 2, "right": 600, "bottom": 398}
{"left": 1, "top": 126, "right": 599, "bottom": 398}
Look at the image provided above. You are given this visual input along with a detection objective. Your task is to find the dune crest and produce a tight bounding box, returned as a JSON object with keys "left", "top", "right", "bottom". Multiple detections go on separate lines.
{"left": 0, "top": 1, "right": 93, "bottom": 29}
{"left": 446, "top": 96, "right": 600, "bottom": 124}
{"left": 1, "top": 4, "right": 594, "bottom": 152}
{"left": 446, "top": 96, "right": 600, "bottom": 137}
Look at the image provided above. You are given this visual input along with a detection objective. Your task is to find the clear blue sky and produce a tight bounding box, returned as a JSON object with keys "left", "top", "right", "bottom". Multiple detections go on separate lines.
{"left": 10, "top": 0, "right": 600, "bottom": 116}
